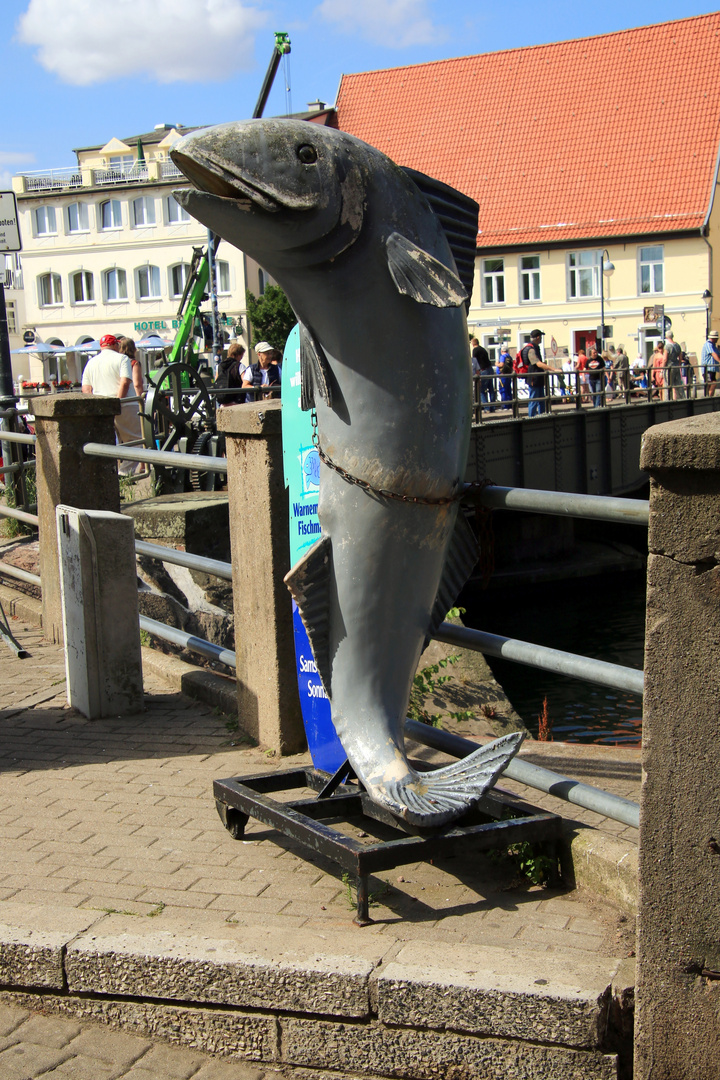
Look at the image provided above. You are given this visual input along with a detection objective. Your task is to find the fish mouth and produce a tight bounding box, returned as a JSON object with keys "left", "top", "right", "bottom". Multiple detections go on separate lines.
{"left": 172, "top": 147, "right": 282, "bottom": 213}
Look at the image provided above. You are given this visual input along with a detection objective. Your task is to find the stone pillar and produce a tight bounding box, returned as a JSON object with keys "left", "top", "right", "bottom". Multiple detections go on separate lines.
{"left": 33, "top": 394, "right": 121, "bottom": 644}
{"left": 635, "top": 413, "right": 720, "bottom": 1079}
{"left": 217, "top": 401, "right": 304, "bottom": 754}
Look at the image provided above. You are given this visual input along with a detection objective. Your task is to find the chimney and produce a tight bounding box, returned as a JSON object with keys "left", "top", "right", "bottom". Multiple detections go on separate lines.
{"left": 307, "top": 100, "right": 327, "bottom": 112}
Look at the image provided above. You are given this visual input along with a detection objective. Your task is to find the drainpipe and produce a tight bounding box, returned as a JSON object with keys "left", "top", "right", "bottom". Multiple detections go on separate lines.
{"left": 700, "top": 136, "right": 720, "bottom": 332}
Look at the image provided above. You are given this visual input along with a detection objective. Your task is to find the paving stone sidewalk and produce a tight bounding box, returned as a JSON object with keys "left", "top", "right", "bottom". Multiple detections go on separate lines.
{"left": 0, "top": 622, "right": 640, "bottom": 1075}
{"left": 0, "top": 1001, "right": 287, "bottom": 1080}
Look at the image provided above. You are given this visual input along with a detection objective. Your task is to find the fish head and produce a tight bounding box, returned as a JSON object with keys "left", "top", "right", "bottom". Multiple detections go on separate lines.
{"left": 171, "top": 119, "right": 367, "bottom": 267}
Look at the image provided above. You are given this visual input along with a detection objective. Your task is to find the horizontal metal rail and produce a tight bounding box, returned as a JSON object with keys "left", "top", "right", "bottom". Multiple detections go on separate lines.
{"left": 405, "top": 719, "right": 639, "bottom": 829}
{"left": 139, "top": 614, "right": 236, "bottom": 668}
{"left": 0, "top": 432, "right": 36, "bottom": 445}
{"left": 135, "top": 540, "right": 233, "bottom": 581}
{"left": 0, "top": 505, "right": 39, "bottom": 526}
{"left": 83, "top": 442, "right": 228, "bottom": 473}
{"left": 0, "top": 561, "right": 41, "bottom": 586}
{"left": 436, "top": 621, "right": 644, "bottom": 697}
{"left": 467, "top": 484, "right": 649, "bottom": 525}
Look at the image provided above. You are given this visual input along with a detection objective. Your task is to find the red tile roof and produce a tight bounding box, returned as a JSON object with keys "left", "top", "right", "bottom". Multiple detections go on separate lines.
{"left": 335, "top": 14, "right": 720, "bottom": 249}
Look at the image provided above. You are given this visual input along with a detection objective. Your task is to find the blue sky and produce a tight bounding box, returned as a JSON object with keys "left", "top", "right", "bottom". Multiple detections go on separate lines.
{"left": 2, "top": 0, "right": 717, "bottom": 184}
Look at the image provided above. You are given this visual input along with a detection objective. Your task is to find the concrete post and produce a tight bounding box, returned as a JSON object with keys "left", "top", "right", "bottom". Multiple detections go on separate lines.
{"left": 57, "top": 506, "right": 143, "bottom": 719}
{"left": 33, "top": 393, "right": 121, "bottom": 644}
{"left": 635, "top": 413, "right": 720, "bottom": 1079}
{"left": 217, "top": 401, "right": 305, "bottom": 754}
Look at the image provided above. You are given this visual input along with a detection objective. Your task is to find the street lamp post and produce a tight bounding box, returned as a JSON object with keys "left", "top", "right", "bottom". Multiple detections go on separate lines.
{"left": 702, "top": 289, "right": 712, "bottom": 337}
{"left": 599, "top": 249, "right": 615, "bottom": 352}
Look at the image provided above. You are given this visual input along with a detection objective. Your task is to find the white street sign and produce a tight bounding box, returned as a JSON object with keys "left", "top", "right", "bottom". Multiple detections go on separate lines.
{"left": 0, "top": 192, "right": 21, "bottom": 253}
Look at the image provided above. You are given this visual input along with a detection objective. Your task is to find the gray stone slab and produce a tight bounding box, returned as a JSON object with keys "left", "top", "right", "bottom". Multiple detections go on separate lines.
{"left": 375, "top": 943, "right": 622, "bottom": 1048}
{"left": 67, "top": 917, "right": 386, "bottom": 1017}
{"left": 281, "top": 1016, "right": 618, "bottom": 1080}
{"left": 4, "top": 991, "right": 277, "bottom": 1063}
{"left": 0, "top": 903, "right": 104, "bottom": 989}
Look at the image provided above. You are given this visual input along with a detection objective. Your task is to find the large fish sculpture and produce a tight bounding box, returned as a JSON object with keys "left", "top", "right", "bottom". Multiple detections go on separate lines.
{"left": 171, "top": 119, "right": 523, "bottom": 827}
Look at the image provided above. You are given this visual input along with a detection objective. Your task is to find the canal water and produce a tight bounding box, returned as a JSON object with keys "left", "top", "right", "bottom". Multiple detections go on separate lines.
{"left": 462, "top": 572, "right": 645, "bottom": 745}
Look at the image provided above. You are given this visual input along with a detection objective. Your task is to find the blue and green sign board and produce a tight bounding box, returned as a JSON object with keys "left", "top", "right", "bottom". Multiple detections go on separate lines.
{"left": 281, "top": 325, "right": 344, "bottom": 771}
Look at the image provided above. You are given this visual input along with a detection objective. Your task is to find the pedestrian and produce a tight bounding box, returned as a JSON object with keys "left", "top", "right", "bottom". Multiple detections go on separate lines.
{"left": 497, "top": 345, "right": 513, "bottom": 408}
{"left": 700, "top": 330, "right": 720, "bottom": 396}
{"left": 117, "top": 337, "right": 144, "bottom": 399}
{"left": 651, "top": 343, "right": 665, "bottom": 398}
{"left": 81, "top": 334, "right": 141, "bottom": 474}
{"left": 663, "top": 331, "right": 685, "bottom": 401}
{"left": 576, "top": 351, "right": 590, "bottom": 403}
{"left": 242, "top": 341, "right": 281, "bottom": 400}
{"left": 520, "top": 330, "right": 553, "bottom": 417}
{"left": 587, "top": 347, "right": 606, "bottom": 407}
{"left": 613, "top": 345, "right": 630, "bottom": 398}
{"left": 471, "top": 338, "right": 496, "bottom": 411}
{"left": 214, "top": 342, "right": 248, "bottom": 406}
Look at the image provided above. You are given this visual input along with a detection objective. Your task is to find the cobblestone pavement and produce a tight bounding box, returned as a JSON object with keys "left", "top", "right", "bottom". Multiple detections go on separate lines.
{"left": 0, "top": 622, "right": 640, "bottom": 1074}
{"left": 0, "top": 1001, "right": 287, "bottom": 1079}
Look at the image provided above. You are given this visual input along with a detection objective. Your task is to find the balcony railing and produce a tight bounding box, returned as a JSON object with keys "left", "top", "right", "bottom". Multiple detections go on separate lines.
{"left": 161, "top": 161, "right": 184, "bottom": 179}
{"left": 94, "top": 164, "right": 149, "bottom": 185}
{"left": 22, "top": 168, "right": 82, "bottom": 192}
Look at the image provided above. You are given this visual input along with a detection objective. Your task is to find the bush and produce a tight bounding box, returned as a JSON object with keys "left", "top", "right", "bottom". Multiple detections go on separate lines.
{"left": 245, "top": 285, "right": 296, "bottom": 351}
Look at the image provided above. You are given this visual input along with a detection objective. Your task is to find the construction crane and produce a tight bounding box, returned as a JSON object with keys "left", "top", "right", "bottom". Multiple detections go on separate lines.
{"left": 164, "top": 32, "right": 292, "bottom": 372}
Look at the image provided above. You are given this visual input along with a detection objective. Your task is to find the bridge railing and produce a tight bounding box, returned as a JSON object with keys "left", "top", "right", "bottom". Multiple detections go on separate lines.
{"left": 472, "top": 363, "right": 713, "bottom": 422}
{"left": 2, "top": 394, "right": 649, "bottom": 827}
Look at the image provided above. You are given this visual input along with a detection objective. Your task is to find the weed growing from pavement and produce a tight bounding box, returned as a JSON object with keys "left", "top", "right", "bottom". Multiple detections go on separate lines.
{"left": 407, "top": 607, "right": 475, "bottom": 730}
{"left": 341, "top": 872, "right": 390, "bottom": 910}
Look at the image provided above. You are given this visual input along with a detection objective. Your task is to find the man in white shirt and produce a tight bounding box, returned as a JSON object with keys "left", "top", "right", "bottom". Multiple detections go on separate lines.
{"left": 82, "top": 334, "right": 140, "bottom": 473}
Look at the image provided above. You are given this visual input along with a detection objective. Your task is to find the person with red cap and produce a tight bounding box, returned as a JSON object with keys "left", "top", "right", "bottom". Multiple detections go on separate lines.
{"left": 82, "top": 334, "right": 141, "bottom": 473}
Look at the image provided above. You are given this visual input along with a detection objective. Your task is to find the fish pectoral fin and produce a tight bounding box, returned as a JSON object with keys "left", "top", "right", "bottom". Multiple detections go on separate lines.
{"left": 426, "top": 511, "right": 480, "bottom": 646}
{"left": 299, "top": 322, "right": 332, "bottom": 410}
{"left": 284, "top": 535, "right": 332, "bottom": 695}
{"left": 388, "top": 732, "right": 525, "bottom": 826}
{"left": 386, "top": 232, "right": 468, "bottom": 308}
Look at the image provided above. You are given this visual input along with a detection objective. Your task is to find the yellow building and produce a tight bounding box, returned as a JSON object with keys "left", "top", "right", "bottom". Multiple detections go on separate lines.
{"left": 11, "top": 124, "right": 265, "bottom": 384}
{"left": 334, "top": 13, "right": 720, "bottom": 371}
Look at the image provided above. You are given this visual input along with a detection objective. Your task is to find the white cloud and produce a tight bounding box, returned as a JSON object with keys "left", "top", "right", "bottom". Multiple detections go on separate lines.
{"left": 315, "top": 0, "right": 445, "bottom": 48}
{"left": 17, "top": 0, "right": 267, "bottom": 86}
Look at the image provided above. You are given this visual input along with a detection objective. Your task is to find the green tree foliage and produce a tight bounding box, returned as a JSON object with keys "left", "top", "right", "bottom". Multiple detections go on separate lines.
{"left": 245, "top": 285, "right": 296, "bottom": 350}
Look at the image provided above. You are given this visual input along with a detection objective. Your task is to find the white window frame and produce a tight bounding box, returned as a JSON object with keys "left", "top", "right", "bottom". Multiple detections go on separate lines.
{"left": 166, "top": 195, "right": 191, "bottom": 224}
{"left": 70, "top": 270, "right": 94, "bottom": 305}
{"left": 103, "top": 267, "right": 128, "bottom": 303}
{"left": 519, "top": 254, "right": 541, "bottom": 303}
{"left": 567, "top": 250, "right": 601, "bottom": 300}
{"left": 38, "top": 272, "right": 63, "bottom": 307}
{"left": 169, "top": 263, "right": 190, "bottom": 299}
{"left": 135, "top": 265, "right": 162, "bottom": 300}
{"left": 99, "top": 199, "right": 122, "bottom": 231}
{"left": 482, "top": 258, "right": 505, "bottom": 306}
{"left": 132, "top": 196, "right": 156, "bottom": 228}
{"left": 34, "top": 206, "right": 57, "bottom": 237}
{"left": 638, "top": 244, "right": 664, "bottom": 296}
{"left": 216, "top": 260, "right": 231, "bottom": 294}
{"left": 66, "top": 202, "right": 89, "bottom": 234}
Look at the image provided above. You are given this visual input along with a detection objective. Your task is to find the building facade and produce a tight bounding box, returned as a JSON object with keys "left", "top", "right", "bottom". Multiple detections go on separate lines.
{"left": 11, "top": 124, "right": 264, "bottom": 384}
{"left": 333, "top": 13, "right": 720, "bottom": 370}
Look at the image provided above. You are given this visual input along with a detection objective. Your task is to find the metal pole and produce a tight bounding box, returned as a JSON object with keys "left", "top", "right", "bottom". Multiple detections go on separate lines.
{"left": 139, "top": 614, "right": 236, "bottom": 668}
{"left": 464, "top": 483, "right": 650, "bottom": 525}
{"left": 404, "top": 719, "right": 640, "bottom": 829}
{"left": 0, "top": 282, "right": 14, "bottom": 401}
{"left": 207, "top": 230, "right": 222, "bottom": 368}
{"left": 434, "top": 621, "right": 645, "bottom": 697}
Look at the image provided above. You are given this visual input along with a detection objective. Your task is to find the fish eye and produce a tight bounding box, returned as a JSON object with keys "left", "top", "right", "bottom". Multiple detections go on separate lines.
{"left": 297, "top": 144, "right": 318, "bottom": 165}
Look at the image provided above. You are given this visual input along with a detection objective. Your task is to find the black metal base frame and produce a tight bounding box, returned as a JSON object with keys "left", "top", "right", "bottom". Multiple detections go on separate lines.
{"left": 214, "top": 764, "right": 563, "bottom": 925}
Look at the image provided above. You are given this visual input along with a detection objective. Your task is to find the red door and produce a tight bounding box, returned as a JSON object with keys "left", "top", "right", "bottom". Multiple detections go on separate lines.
{"left": 574, "top": 329, "right": 597, "bottom": 355}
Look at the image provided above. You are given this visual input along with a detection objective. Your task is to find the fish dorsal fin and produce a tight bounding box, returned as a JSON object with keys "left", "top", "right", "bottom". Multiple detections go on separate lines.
{"left": 386, "top": 232, "right": 467, "bottom": 308}
{"left": 284, "top": 535, "right": 333, "bottom": 696}
{"left": 299, "top": 322, "right": 332, "bottom": 411}
{"left": 400, "top": 167, "right": 479, "bottom": 311}
{"left": 426, "top": 511, "right": 480, "bottom": 645}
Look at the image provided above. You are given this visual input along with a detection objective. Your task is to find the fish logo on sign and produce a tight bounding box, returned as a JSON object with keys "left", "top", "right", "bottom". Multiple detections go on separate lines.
{"left": 301, "top": 447, "right": 320, "bottom": 492}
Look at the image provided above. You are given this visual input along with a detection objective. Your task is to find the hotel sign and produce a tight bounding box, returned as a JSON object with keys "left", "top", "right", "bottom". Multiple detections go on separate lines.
{"left": 0, "top": 192, "right": 21, "bottom": 253}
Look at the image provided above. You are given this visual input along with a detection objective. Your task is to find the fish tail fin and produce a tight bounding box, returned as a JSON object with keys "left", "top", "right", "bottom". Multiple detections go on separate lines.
{"left": 387, "top": 731, "right": 524, "bottom": 827}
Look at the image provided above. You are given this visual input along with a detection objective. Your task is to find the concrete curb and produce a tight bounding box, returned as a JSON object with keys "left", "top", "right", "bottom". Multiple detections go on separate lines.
{"left": 565, "top": 827, "right": 638, "bottom": 914}
{"left": 0, "top": 583, "right": 42, "bottom": 627}
{"left": 0, "top": 903, "right": 629, "bottom": 1079}
{"left": 140, "top": 647, "right": 239, "bottom": 721}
